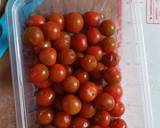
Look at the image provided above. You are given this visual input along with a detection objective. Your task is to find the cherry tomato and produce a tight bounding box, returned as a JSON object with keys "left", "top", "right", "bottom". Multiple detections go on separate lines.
{"left": 52, "top": 83, "right": 65, "bottom": 94}
{"left": 90, "top": 125, "right": 104, "bottom": 128}
{"left": 39, "top": 48, "right": 57, "bottom": 66}
{"left": 53, "top": 95, "right": 63, "bottom": 111}
{"left": 36, "top": 88, "right": 55, "bottom": 107}
{"left": 29, "top": 64, "right": 49, "bottom": 83}
{"left": 24, "top": 27, "right": 44, "bottom": 46}
{"left": 37, "top": 107, "right": 54, "bottom": 125}
{"left": 62, "top": 94, "right": 82, "bottom": 115}
{"left": 95, "top": 92, "right": 115, "bottom": 111}
{"left": 110, "top": 119, "right": 127, "bottom": 128}
{"left": 58, "top": 48, "right": 76, "bottom": 65}
{"left": 80, "top": 55, "right": 97, "bottom": 72}
{"left": 99, "top": 20, "right": 116, "bottom": 36}
{"left": 71, "top": 33, "right": 88, "bottom": 52}
{"left": 42, "top": 21, "right": 61, "bottom": 40}
{"left": 44, "top": 125, "right": 56, "bottom": 128}
{"left": 109, "top": 101, "right": 125, "bottom": 117}
{"left": 87, "top": 28, "right": 101, "bottom": 45}
{"left": 86, "top": 46, "right": 103, "bottom": 61}
{"left": 74, "top": 69, "right": 89, "bottom": 84}
{"left": 65, "top": 12, "right": 84, "bottom": 33}
{"left": 50, "top": 64, "right": 67, "bottom": 83}
{"left": 102, "top": 52, "right": 120, "bottom": 67}
{"left": 79, "top": 81, "right": 98, "bottom": 102}
{"left": 79, "top": 103, "right": 96, "bottom": 118}
{"left": 100, "top": 37, "right": 116, "bottom": 54}
{"left": 84, "top": 11, "right": 100, "bottom": 27}
{"left": 53, "top": 31, "right": 71, "bottom": 50}
{"left": 94, "top": 111, "right": 110, "bottom": 127}
{"left": 104, "top": 84, "right": 123, "bottom": 101}
{"left": 63, "top": 75, "right": 80, "bottom": 93}
{"left": 47, "top": 12, "right": 64, "bottom": 30}
{"left": 35, "top": 80, "right": 51, "bottom": 89}
{"left": 27, "top": 15, "right": 45, "bottom": 27}
{"left": 54, "top": 112, "right": 71, "bottom": 128}
{"left": 71, "top": 117, "right": 90, "bottom": 128}
{"left": 103, "top": 67, "right": 121, "bottom": 84}
{"left": 34, "top": 40, "right": 52, "bottom": 54}
{"left": 66, "top": 65, "right": 74, "bottom": 76}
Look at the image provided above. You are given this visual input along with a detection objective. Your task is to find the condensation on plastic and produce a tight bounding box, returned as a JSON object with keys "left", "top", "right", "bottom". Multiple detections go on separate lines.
{"left": 6, "top": 0, "right": 153, "bottom": 128}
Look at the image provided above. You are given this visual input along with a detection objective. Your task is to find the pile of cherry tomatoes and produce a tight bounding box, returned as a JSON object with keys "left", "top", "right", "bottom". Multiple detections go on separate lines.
{"left": 24, "top": 10, "right": 127, "bottom": 128}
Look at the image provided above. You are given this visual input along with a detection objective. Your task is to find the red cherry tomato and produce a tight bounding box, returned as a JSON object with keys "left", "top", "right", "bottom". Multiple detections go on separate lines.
{"left": 42, "top": 21, "right": 61, "bottom": 40}
{"left": 27, "top": 15, "right": 45, "bottom": 27}
{"left": 86, "top": 46, "right": 103, "bottom": 61}
{"left": 53, "top": 31, "right": 71, "bottom": 50}
{"left": 104, "top": 84, "right": 123, "bottom": 101}
{"left": 95, "top": 92, "right": 115, "bottom": 111}
{"left": 71, "top": 117, "right": 90, "bottom": 128}
{"left": 96, "top": 84, "right": 103, "bottom": 94}
{"left": 79, "top": 81, "right": 98, "bottom": 102}
{"left": 52, "top": 83, "right": 65, "bottom": 94}
{"left": 29, "top": 64, "right": 49, "bottom": 83}
{"left": 50, "top": 64, "right": 67, "bottom": 83}
{"left": 87, "top": 28, "right": 101, "bottom": 45}
{"left": 47, "top": 12, "right": 64, "bottom": 30}
{"left": 36, "top": 88, "right": 55, "bottom": 107}
{"left": 54, "top": 112, "right": 71, "bottom": 128}
{"left": 103, "top": 67, "right": 121, "bottom": 84}
{"left": 90, "top": 125, "right": 104, "bottom": 128}
{"left": 79, "top": 103, "right": 96, "bottom": 118}
{"left": 94, "top": 111, "right": 110, "bottom": 127}
{"left": 65, "top": 12, "right": 84, "bottom": 33}
{"left": 84, "top": 11, "right": 100, "bottom": 27}
{"left": 37, "top": 107, "right": 54, "bottom": 125}
{"left": 110, "top": 119, "right": 127, "bottom": 128}
{"left": 24, "top": 27, "right": 44, "bottom": 46}
{"left": 35, "top": 80, "right": 51, "bottom": 89}
{"left": 100, "top": 20, "right": 116, "bottom": 36}
{"left": 71, "top": 33, "right": 88, "bottom": 52}
{"left": 74, "top": 69, "right": 89, "bottom": 84}
{"left": 39, "top": 48, "right": 57, "bottom": 66}
{"left": 62, "top": 94, "right": 82, "bottom": 115}
{"left": 109, "top": 101, "right": 125, "bottom": 117}
{"left": 58, "top": 48, "right": 77, "bottom": 65}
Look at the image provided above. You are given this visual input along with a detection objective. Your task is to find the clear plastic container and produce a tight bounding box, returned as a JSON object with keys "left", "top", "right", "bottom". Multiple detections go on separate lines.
{"left": 6, "top": 0, "right": 153, "bottom": 128}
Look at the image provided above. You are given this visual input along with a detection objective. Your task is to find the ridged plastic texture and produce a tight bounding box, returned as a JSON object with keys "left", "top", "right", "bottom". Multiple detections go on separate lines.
{"left": 6, "top": 0, "right": 153, "bottom": 128}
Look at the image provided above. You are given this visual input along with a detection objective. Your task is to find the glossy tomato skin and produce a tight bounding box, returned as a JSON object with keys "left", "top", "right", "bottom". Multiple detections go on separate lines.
{"left": 36, "top": 88, "right": 55, "bottom": 107}
{"left": 79, "top": 81, "right": 98, "bottom": 102}
{"left": 42, "top": 21, "right": 61, "bottom": 40}
{"left": 103, "top": 67, "right": 121, "bottom": 84}
{"left": 100, "top": 20, "right": 116, "bottom": 36}
{"left": 47, "top": 12, "right": 64, "bottom": 30}
{"left": 37, "top": 107, "right": 54, "bottom": 125}
{"left": 86, "top": 46, "right": 103, "bottom": 61}
{"left": 80, "top": 55, "right": 97, "bottom": 72}
{"left": 53, "top": 31, "right": 71, "bottom": 50}
{"left": 62, "top": 94, "right": 82, "bottom": 115}
{"left": 90, "top": 125, "right": 104, "bottom": 128}
{"left": 65, "top": 12, "right": 84, "bottom": 33}
{"left": 95, "top": 92, "right": 115, "bottom": 111}
{"left": 74, "top": 69, "right": 89, "bottom": 84}
{"left": 109, "top": 101, "right": 125, "bottom": 117}
{"left": 71, "top": 117, "right": 90, "bottom": 128}
{"left": 29, "top": 64, "right": 49, "bottom": 83}
{"left": 27, "top": 15, "right": 45, "bottom": 27}
{"left": 110, "top": 119, "right": 127, "bottom": 128}
{"left": 94, "top": 111, "right": 110, "bottom": 127}
{"left": 24, "top": 27, "right": 44, "bottom": 46}
{"left": 35, "top": 80, "right": 51, "bottom": 89}
{"left": 87, "top": 28, "right": 101, "bottom": 45}
{"left": 71, "top": 33, "right": 88, "bottom": 52}
{"left": 79, "top": 103, "right": 96, "bottom": 118}
{"left": 39, "top": 48, "right": 57, "bottom": 66}
{"left": 50, "top": 64, "right": 67, "bottom": 83}
{"left": 58, "top": 48, "right": 77, "bottom": 65}
{"left": 84, "top": 11, "right": 100, "bottom": 27}
{"left": 100, "top": 37, "right": 116, "bottom": 54}
{"left": 104, "top": 84, "right": 123, "bottom": 101}
{"left": 54, "top": 112, "right": 71, "bottom": 128}
{"left": 102, "top": 52, "right": 120, "bottom": 67}
{"left": 63, "top": 75, "right": 80, "bottom": 93}
{"left": 52, "top": 83, "right": 65, "bottom": 94}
